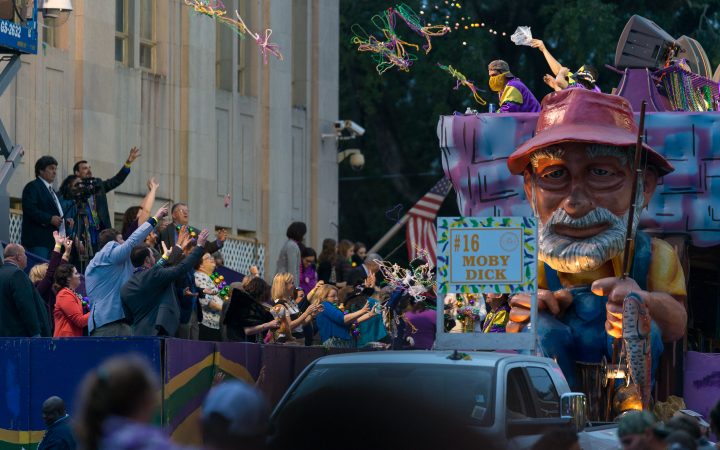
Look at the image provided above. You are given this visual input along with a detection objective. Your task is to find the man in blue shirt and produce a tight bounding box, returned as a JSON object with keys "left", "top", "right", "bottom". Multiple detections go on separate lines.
{"left": 85, "top": 203, "right": 169, "bottom": 336}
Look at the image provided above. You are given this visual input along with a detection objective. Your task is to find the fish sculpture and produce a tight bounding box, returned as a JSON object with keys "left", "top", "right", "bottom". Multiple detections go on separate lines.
{"left": 622, "top": 292, "right": 652, "bottom": 410}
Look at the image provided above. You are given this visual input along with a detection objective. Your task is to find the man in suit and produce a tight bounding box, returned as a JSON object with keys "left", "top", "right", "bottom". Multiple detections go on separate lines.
{"left": 121, "top": 228, "right": 208, "bottom": 337}
{"left": 0, "top": 244, "right": 51, "bottom": 337}
{"left": 346, "top": 252, "right": 382, "bottom": 288}
{"left": 72, "top": 146, "right": 140, "bottom": 252}
{"left": 38, "top": 396, "right": 76, "bottom": 450}
{"left": 21, "top": 156, "right": 71, "bottom": 258}
{"left": 158, "top": 202, "right": 227, "bottom": 254}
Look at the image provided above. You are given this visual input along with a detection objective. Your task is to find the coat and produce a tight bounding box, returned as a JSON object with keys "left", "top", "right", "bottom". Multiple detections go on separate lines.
{"left": 38, "top": 415, "right": 76, "bottom": 450}
{"left": 21, "top": 178, "right": 64, "bottom": 250}
{"left": 158, "top": 222, "right": 222, "bottom": 255}
{"left": 53, "top": 288, "right": 90, "bottom": 337}
{"left": 0, "top": 262, "right": 51, "bottom": 337}
{"left": 121, "top": 246, "right": 204, "bottom": 337}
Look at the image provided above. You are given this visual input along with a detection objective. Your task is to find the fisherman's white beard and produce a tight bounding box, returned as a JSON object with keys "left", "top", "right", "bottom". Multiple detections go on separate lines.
{"left": 538, "top": 206, "right": 642, "bottom": 273}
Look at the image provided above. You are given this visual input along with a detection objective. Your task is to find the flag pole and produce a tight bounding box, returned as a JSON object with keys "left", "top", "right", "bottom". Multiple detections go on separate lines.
{"left": 367, "top": 214, "right": 410, "bottom": 254}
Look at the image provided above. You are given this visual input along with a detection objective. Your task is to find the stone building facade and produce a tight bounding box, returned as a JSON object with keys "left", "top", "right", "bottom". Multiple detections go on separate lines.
{"left": 1, "top": 0, "right": 339, "bottom": 275}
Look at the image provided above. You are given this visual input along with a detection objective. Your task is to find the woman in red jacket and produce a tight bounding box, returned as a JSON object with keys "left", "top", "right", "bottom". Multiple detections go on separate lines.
{"left": 53, "top": 264, "right": 89, "bottom": 337}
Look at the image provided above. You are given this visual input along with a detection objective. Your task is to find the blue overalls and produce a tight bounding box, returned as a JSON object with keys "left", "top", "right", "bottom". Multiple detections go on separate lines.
{"left": 534, "top": 231, "right": 664, "bottom": 390}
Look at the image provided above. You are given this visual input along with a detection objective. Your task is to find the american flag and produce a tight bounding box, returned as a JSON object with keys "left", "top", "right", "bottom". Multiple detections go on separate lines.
{"left": 406, "top": 177, "right": 453, "bottom": 262}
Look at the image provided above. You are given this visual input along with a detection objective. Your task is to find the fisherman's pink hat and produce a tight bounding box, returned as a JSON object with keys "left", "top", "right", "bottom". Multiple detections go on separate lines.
{"left": 507, "top": 89, "right": 674, "bottom": 176}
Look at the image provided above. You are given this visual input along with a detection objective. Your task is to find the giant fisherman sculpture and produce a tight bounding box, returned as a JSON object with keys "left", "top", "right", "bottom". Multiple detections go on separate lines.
{"left": 504, "top": 89, "right": 687, "bottom": 403}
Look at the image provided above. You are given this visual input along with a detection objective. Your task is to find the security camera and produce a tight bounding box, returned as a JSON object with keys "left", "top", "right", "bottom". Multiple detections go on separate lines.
{"left": 334, "top": 120, "right": 365, "bottom": 137}
{"left": 39, "top": 0, "right": 73, "bottom": 25}
{"left": 349, "top": 152, "right": 365, "bottom": 171}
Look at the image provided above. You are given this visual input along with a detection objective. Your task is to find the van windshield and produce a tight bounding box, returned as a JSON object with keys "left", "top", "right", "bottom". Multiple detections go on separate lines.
{"left": 280, "top": 363, "right": 495, "bottom": 426}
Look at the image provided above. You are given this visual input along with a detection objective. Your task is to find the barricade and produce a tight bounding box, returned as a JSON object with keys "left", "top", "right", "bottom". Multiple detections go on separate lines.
{"left": 0, "top": 338, "right": 354, "bottom": 449}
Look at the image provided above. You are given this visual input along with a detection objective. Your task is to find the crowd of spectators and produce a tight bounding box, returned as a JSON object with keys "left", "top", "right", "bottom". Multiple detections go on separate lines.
{"left": 1, "top": 153, "right": 443, "bottom": 350}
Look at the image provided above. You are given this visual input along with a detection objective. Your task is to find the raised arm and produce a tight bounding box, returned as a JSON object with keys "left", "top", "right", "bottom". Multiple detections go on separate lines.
{"left": 36, "top": 232, "right": 65, "bottom": 300}
{"left": 530, "top": 39, "right": 566, "bottom": 76}
{"left": 107, "top": 203, "right": 168, "bottom": 264}
{"left": 102, "top": 147, "right": 140, "bottom": 193}
{"left": 136, "top": 177, "right": 159, "bottom": 224}
{"left": 156, "top": 244, "right": 205, "bottom": 285}
{"left": 344, "top": 302, "right": 371, "bottom": 324}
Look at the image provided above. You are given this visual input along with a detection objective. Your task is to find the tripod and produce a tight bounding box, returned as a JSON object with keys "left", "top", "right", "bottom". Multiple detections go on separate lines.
{"left": 72, "top": 198, "right": 95, "bottom": 273}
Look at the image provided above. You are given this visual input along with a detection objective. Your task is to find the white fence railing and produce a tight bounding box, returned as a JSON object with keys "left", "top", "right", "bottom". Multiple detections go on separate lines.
{"left": 8, "top": 210, "right": 265, "bottom": 276}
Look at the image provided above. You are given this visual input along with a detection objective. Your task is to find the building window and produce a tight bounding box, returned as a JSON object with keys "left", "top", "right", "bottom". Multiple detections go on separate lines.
{"left": 115, "top": 0, "right": 129, "bottom": 64}
{"left": 42, "top": 20, "right": 57, "bottom": 48}
{"left": 291, "top": 0, "right": 308, "bottom": 107}
{"left": 215, "top": 9, "right": 233, "bottom": 91}
{"left": 139, "top": 0, "right": 156, "bottom": 70}
{"left": 237, "top": 0, "right": 257, "bottom": 96}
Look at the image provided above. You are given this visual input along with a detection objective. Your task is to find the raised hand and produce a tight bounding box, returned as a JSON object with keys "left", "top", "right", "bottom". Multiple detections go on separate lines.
{"left": 53, "top": 231, "right": 65, "bottom": 246}
{"left": 147, "top": 176, "right": 159, "bottom": 191}
{"left": 176, "top": 226, "right": 191, "bottom": 250}
{"left": 197, "top": 229, "right": 210, "bottom": 247}
{"left": 530, "top": 39, "right": 546, "bottom": 52}
{"left": 153, "top": 202, "right": 170, "bottom": 220}
{"left": 63, "top": 238, "right": 73, "bottom": 259}
{"left": 127, "top": 146, "right": 141, "bottom": 164}
{"left": 364, "top": 272, "right": 376, "bottom": 289}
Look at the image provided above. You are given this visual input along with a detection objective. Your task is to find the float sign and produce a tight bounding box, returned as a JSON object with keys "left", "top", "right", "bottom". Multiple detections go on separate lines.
{"left": 436, "top": 216, "right": 537, "bottom": 294}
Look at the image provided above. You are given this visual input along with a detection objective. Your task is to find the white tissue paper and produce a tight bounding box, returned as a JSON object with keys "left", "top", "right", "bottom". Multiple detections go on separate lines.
{"left": 510, "top": 26, "right": 533, "bottom": 46}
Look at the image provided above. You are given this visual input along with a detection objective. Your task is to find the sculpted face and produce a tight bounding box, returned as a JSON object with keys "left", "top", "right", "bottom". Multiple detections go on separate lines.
{"left": 523, "top": 143, "right": 657, "bottom": 273}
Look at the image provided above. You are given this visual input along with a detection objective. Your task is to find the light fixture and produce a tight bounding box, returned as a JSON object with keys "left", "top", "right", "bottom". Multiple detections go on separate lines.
{"left": 40, "top": 0, "right": 72, "bottom": 27}
{"left": 338, "top": 148, "right": 365, "bottom": 171}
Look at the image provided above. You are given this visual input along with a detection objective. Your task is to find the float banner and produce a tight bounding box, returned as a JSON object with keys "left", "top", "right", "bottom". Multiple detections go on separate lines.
{"left": 436, "top": 216, "right": 537, "bottom": 294}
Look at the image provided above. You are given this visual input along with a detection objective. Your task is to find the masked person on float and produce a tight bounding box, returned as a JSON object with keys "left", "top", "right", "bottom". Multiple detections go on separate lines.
{"left": 487, "top": 59, "right": 541, "bottom": 113}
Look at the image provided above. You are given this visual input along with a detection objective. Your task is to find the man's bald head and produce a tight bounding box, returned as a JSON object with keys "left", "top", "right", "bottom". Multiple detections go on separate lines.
{"left": 4, "top": 244, "right": 27, "bottom": 270}
{"left": 42, "top": 396, "right": 66, "bottom": 426}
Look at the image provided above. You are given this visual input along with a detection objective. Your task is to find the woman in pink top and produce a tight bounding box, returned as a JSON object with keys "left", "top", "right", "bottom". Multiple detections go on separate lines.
{"left": 53, "top": 264, "right": 90, "bottom": 337}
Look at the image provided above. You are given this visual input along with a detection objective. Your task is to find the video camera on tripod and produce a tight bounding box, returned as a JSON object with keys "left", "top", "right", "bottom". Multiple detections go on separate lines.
{"left": 70, "top": 177, "right": 102, "bottom": 202}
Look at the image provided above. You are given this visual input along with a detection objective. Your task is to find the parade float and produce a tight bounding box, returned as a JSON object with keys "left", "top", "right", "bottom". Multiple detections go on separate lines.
{"left": 438, "top": 15, "right": 720, "bottom": 421}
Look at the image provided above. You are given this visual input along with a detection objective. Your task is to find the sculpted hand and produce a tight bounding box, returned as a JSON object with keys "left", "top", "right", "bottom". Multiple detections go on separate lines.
{"left": 591, "top": 276, "right": 644, "bottom": 339}
{"left": 506, "top": 289, "right": 574, "bottom": 333}
{"left": 127, "top": 146, "right": 141, "bottom": 164}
